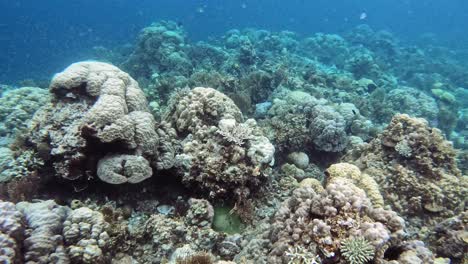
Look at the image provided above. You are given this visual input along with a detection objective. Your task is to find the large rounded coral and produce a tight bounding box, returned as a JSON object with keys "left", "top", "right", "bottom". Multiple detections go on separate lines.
{"left": 267, "top": 177, "right": 405, "bottom": 263}
{"left": 261, "top": 91, "right": 348, "bottom": 154}
{"left": 28, "top": 61, "right": 175, "bottom": 183}
{"left": 166, "top": 87, "right": 274, "bottom": 203}
{"left": 347, "top": 114, "right": 467, "bottom": 250}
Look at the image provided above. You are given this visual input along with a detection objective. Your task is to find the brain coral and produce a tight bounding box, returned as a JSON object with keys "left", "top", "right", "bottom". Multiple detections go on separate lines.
{"left": 347, "top": 114, "right": 467, "bottom": 242}
{"left": 166, "top": 87, "right": 274, "bottom": 204}
{"left": 28, "top": 61, "right": 174, "bottom": 184}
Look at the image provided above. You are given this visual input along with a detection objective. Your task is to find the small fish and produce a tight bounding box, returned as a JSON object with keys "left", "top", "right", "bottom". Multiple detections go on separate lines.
{"left": 241, "top": 3, "right": 247, "bottom": 9}
{"left": 360, "top": 12, "right": 367, "bottom": 20}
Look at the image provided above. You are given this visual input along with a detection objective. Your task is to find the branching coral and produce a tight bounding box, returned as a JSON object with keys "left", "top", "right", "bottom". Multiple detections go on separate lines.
{"left": 216, "top": 118, "right": 253, "bottom": 146}
{"left": 340, "top": 237, "right": 374, "bottom": 264}
{"left": 285, "top": 246, "right": 321, "bottom": 264}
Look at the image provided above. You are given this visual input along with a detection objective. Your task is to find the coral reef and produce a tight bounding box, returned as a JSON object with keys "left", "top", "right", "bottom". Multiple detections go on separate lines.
{"left": 2, "top": 19, "right": 468, "bottom": 263}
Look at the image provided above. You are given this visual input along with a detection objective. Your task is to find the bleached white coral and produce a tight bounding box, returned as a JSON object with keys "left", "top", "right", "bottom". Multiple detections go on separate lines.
{"left": 395, "top": 139, "right": 412, "bottom": 157}
{"left": 217, "top": 118, "right": 253, "bottom": 146}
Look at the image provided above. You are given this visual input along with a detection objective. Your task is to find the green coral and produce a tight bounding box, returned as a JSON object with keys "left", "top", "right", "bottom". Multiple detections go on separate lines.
{"left": 431, "top": 88, "right": 456, "bottom": 104}
{"left": 340, "top": 237, "right": 375, "bottom": 264}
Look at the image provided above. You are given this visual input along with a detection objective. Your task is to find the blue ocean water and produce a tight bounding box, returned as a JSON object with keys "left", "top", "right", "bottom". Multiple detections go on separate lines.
{"left": 1, "top": 0, "right": 467, "bottom": 83}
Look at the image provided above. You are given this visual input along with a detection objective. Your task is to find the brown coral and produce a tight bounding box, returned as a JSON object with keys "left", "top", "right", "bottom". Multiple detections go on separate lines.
{"left": 267, "top": 177, "right": 405, "bottom": 263}
{"left": 347, "top": 114, "right": 467, "bottom": 249}
{"left": 167, "top": 87, "right": 275, "bottom": 204}
{"left": 325, "top": 163, "right": 384, "bottom": 208}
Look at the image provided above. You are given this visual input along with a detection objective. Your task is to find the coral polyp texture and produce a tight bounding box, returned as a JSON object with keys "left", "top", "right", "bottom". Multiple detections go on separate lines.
{"left": 166, "top": 87, "right": 275, "bottom": 203}
{"left": 347, "top": 114, "right": 467, "bottom": 255}
{"left": 261, "top": 90, "right": 352, "bottom": 154}
{"left": 28, "top": 61, "right": 174, "bottom": 184}
{"left": 0, "top": 199, "right": 121, "bottom": 264}
{"left": 267, "top": 177, "right": 406, "bottom": 263}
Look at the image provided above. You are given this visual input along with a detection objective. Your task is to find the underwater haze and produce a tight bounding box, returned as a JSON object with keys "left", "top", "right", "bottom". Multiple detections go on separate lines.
{"left": 0, "top": 1, "right": 467, "bottom": 264}
{"left": 1, "top": 0, "right": 468, "bottom": 82}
